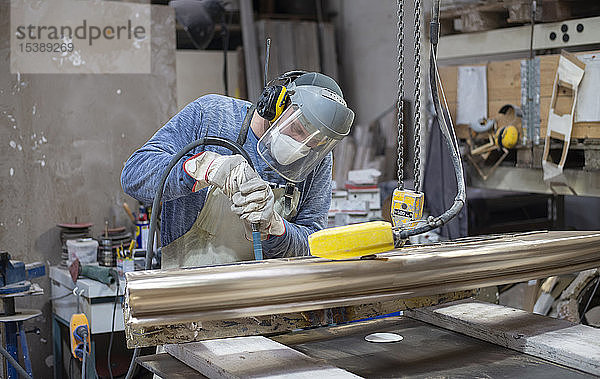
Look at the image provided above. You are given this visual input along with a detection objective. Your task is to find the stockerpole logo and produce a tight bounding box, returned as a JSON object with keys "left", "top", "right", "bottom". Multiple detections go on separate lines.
{"left": 10, "top": 0, "right": 151, "bottom": 74}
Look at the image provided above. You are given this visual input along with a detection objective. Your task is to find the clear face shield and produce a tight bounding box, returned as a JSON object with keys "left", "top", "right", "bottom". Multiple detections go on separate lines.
{"left": 257, "top": 105, "right": 340, "bottom": 182}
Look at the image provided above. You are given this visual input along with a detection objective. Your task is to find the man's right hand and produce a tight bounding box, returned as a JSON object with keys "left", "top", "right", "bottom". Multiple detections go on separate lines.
{"left": 184, "top": 152, "right": 254, "bottom": 197}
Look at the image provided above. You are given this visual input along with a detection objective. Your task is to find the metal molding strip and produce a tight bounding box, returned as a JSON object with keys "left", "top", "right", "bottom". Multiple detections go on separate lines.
{"left": 125, "top": 231, "right": 600, "bottom": 328}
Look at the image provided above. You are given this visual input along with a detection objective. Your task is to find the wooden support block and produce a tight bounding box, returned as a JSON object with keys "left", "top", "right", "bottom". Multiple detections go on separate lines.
{"left": 584, "top": 139, "right": 600, "bottom": 170}
{"left": 405, "top": 299, "right": 600, "bottom": 376}
{"left": 136, "top": 353, "right": 206, "bottom": 379}
{"left": 532, "top": 145, "right": 544, "bottom": 168}
{"left": 455, "top": 11, "right": 506, "bottom": 33}
{"left": 164, "top": 336, "right": 360, "bottom": 378}
{"left": 516, "top": 146, "right": 533, "bottom": 168}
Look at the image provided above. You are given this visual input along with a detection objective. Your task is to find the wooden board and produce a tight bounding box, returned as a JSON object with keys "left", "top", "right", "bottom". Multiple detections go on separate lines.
{"left": 405, "top": 299, "right": 600, "bottom": 376}
{"left": 164, "top": 336, "right": 360, "bottom": 378}
{"left": 277, "top": 316, "right": 590, "bottom": 379}
{"left": 137, "top": 353, "right": 207, "bottom": 379}
{"left": 138, "top": 316, "right": 590, "bottom": 379}
{"left": 256, "top": 19, "right": 323, "bottom": 80}
{"left": 240, "top": 0, "right": 262, "bottom": 102}
{"left": 320, "top": 23, "right": 338, "bottom": 80}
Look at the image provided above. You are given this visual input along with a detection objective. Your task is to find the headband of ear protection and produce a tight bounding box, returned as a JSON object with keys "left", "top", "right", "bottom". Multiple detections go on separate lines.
{"left": 256, "top": 70, "right": 308, "bottom": 122}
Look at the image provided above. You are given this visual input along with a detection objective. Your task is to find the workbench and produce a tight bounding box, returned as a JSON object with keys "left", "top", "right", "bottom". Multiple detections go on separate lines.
{"left": 49, "top": 266, "right": 125, "bottom": 379}
{"left": 135, "top": 300, "right": 600, "bottom": 378}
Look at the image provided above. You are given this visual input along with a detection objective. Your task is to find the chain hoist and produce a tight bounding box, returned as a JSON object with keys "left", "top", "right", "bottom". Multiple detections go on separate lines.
{"left": 391, "top": 0, "right": 466, "bottom": 240}
{"left": 390, "top": 0, "right": 425, "bottom": 233}
{"left": 395, "top": 0, "right": 405, "bottom": 190}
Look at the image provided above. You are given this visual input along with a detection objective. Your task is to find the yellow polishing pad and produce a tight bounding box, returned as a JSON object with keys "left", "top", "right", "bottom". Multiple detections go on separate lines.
{"left": 309, "top": 221, "right": 394, "bottom": 259}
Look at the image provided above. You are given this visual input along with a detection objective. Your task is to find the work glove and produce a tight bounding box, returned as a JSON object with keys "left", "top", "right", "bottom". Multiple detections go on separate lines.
{"left": 183, "top": 151, "right": 254, "bottom": 197}
{"left": 231, "top": 175, "right": 286, "bottom": 239}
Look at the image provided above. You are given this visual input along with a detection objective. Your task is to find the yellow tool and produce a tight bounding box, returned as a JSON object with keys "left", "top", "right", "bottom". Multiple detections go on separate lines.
{"left": 309, "top": 221, "right": 394, "bottom": 259}
{"left": 128, "top": 239, "right": 136, "bottom": 258}
{"left": 69, "top": 313, "right": 90, "bottom": 361}
{"left": 390, "top": 188, "right": 424, "bottom": 229}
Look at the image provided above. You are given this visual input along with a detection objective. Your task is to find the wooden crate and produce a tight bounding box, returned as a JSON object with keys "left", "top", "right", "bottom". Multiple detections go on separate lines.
{"left": 438, "top": 52, "right": 600, "bottom": 140}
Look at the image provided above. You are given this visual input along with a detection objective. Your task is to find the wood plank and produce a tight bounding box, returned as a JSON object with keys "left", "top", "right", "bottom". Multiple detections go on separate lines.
{"left": 276, "top": 21, "right": 296, "bottom": 73}
{"left": 405, "top": 299, "right": 600, "bottom": 376}
{"left": 240, "top": 0, "right": 262, "bottom": 102}
{"left": 137, "top": 353, "right": 207, "bottom": 379}
{"left": 320, "top": 23, "right": 338, "bottom": 80}
{"left": 277, "top": 316, "right": 590, "bottom": 378}
{"left": 293, "top": 21, "right": 320, "bottom": 72}
{"left": 256, "top": 20, "right": 281, "bottom": 82}
{"left": 164, "top": 336, "right": 360, "bottom": 378}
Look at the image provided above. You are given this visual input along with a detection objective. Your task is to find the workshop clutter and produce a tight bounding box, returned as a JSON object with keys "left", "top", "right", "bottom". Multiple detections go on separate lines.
{"left": 97, "top": 226, "right": 133, "bottom": 268}
{"left": 66, "top": 238, "right": 98, "bottom": 266}
{"left": 440, "top": 50, "right": 600, "bottom": 178}
{"left": 58, "top": 223, "right": 92, "bottom": 267}
{"left": 328, "top": 168, "right": 383, "bottom": 227}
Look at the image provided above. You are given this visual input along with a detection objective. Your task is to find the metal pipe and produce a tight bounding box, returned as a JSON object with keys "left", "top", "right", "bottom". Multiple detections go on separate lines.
{"left": 0, "top": 344, "right": 32, "bottom": 379}
{"left": 125, "top": 231, "right": 600, "bottom": 327}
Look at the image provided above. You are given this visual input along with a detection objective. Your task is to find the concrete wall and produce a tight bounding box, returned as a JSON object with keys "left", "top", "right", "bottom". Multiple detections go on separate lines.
{"left": 176, "top": 50, "right": 241, "bottom": 111}
{"left": 329, "top": 0, "right": 427, "bottom": 182}
{"left": 0, "top": 3, "right": 176, "bottom": 375}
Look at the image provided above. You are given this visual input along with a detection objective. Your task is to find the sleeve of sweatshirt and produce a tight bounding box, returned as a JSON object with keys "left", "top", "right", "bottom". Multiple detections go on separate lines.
{"left": 121, "top": 100, "right": 202, "bottom": 205}
{"left": 262, "top": 155, "right": 332, "bottom": 258}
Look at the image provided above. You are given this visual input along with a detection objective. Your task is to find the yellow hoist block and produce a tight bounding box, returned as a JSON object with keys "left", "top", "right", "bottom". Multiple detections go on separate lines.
{"left": 390, "top": 188, "right": 424, "bottom": 229}
{"left": 308, "top": 221, "right": 394, "bottom": 259}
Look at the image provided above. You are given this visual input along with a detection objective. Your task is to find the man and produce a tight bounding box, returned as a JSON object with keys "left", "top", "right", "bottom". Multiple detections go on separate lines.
{"left": 121, "top": 72, "right": 354, "bottom": 269}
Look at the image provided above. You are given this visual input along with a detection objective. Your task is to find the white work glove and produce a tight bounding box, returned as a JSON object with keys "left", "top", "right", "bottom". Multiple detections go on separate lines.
{"left": 231, "top": 175, "right": 286, "bottom": 239}
{"left": 184, "top": 151, "right": 256, "bottom": 197}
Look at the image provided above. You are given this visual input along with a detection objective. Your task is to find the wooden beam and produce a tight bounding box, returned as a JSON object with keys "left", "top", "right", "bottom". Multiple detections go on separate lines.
{"left": 239, "top": 0, "right": 262, "bottom": 102}
{"left": 136, "top": 353, "right": 206, "bottom": 379}
{"left": 405, "top": 299, "right": 600, "bottom": 376}
{"left": 164, "top": 336, "right": 360, "bottom": 378}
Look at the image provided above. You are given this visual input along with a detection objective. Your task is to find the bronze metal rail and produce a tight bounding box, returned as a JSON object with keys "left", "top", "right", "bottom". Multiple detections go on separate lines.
{"left": 125, "top": 231, "right": 600, "bottom": 327}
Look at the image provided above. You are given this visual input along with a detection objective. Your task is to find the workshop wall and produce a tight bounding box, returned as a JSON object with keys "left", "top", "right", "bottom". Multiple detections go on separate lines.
{"left": 0, "top": 3, "right": 177, "bottom": 375}
{"left": 329, "top": 0, "right": 425, "bottom": 126}
{"left": 329, "top": 0, "right": 428, "bottom": 183}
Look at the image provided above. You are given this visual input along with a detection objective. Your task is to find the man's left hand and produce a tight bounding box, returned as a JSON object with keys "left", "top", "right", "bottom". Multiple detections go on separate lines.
{"left": 231, "top": 175, "right": 285, "bottom": 238}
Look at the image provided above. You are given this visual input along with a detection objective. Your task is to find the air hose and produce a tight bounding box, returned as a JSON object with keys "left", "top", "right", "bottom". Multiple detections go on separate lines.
{"left": 125, "top": 136, "right": 254, "bottom": 379}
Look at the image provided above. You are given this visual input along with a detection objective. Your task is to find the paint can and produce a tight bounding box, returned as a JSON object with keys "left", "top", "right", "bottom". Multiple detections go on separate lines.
{"left": 135, "top": 221, "right": 150, "bottom": 250}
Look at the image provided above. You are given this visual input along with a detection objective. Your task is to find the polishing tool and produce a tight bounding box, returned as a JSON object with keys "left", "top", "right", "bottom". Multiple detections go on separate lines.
{"left": 308, "top": 221, "right": 394, "bottom": 259}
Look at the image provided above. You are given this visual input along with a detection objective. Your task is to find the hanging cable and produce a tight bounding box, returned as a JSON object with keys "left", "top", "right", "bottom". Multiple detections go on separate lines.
{"left": 107, "top": 276, "right": 120, "bottom": 379}
{"left": 396, "top": 0, "right": 405, "bottom": 189}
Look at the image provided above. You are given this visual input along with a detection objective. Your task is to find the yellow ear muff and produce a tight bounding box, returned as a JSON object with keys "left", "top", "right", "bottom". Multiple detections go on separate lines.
{"left": 496, "top": 125, "right": 519, "bottom": 149}
{"left": 272, "top": 86, "right": 288, "bottom": 121}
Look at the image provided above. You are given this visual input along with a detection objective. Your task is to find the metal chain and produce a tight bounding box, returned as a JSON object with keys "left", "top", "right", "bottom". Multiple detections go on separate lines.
{"left": 413, "top": 0, "right": 422, "bottom": 192}
{"left": 396, "top": 0, "right": 404, "bottom": 189}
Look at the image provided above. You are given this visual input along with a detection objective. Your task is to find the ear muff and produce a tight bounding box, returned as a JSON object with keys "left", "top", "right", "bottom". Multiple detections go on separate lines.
{"left": 257, "top": 85, "right": 289, "bottom": 122}
{"left": 496, "top": 125, "right": 519, "bottom": 149}
{"left": 256, "top": 70, "right": 307, "bottom": 122}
